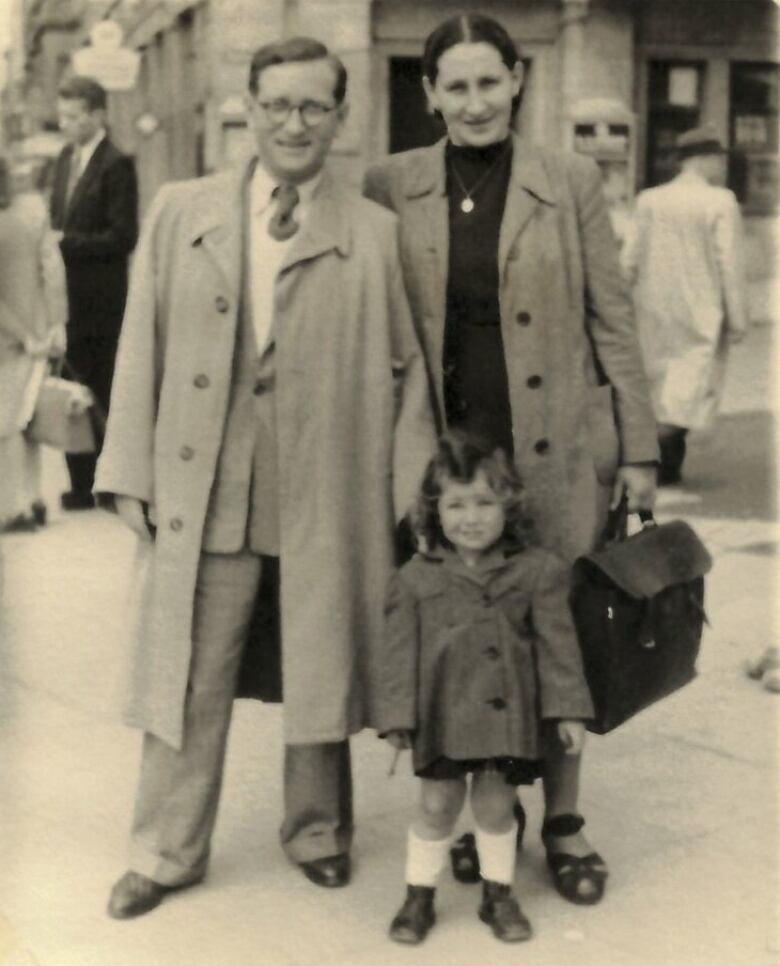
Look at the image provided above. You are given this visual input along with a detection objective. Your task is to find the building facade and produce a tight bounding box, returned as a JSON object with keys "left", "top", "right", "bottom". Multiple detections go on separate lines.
{"left": 17, "top": 0, "right": 780, "bottom": 317}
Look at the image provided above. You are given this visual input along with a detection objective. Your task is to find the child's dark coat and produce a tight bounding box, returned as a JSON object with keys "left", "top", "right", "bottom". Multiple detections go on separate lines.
{"left": 373, "top": 545, "right": 594, "bottom": 773}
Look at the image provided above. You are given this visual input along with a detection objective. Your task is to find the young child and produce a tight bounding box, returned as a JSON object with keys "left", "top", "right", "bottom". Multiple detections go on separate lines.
{"left": 374, "top": 434, "right": 595, "bottom": 945}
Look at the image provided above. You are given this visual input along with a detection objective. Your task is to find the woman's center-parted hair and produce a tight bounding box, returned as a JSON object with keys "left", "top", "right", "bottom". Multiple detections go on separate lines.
{"left": 412, "top": 433, "right": 530, "bottom": 553}
{"left": 421, "top": 13, "right": 520, "bottom": 83}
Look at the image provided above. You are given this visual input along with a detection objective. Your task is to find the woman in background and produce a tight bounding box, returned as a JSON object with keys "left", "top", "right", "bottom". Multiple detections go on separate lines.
{"left": 0, "top": 155, "right": 67, "bottom": 532}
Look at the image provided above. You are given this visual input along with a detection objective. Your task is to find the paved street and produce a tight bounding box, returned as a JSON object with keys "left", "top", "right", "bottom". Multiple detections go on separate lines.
{"left": 0, "top": 324, "right": 777, "bottom": 966}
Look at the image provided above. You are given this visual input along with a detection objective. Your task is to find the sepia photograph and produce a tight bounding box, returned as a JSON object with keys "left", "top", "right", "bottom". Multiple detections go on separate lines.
{"left": 0, "top": 1, "right": 777, "bottom": 963}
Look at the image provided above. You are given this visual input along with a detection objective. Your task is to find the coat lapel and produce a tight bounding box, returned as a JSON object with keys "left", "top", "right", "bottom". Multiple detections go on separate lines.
{"left": 66, "top": 137, "right": 106, "bottom": 217}
{"left": 402, "top": 139, "right": 450, "bottom": 406}
{"left": 279, "top": 169, "right": 352, "bottom": 274}
{"left": 186, "top": 166, "right": 245, "bottom": 296}
{"left": 498, "top": 137, "right": 557, "bottom": 277}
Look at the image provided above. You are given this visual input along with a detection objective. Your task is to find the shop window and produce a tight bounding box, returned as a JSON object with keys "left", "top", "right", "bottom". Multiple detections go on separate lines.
{"left": 729, "top": 62, "right": 778, "bottom": 213}
{"left": 388, "top": 56, "right": 530, "bottom": 154}
{"left": 645, "top": 61, "right": 704, "bottom": 187}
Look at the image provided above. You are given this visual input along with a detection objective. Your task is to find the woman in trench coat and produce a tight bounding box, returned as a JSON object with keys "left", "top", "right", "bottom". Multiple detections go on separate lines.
{"left": 0, "top": 156, "right": 66, "bottom": 530}
{"left": 364, "top": 13, "right": 658, "bottom": 904}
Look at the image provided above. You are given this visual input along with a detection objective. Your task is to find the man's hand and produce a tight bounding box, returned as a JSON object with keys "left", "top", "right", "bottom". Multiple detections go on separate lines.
{"left": 610, "top": 464, "right": 657, "bottom": 512}
{"left": 557, "top": 720, "right": 587, "bottom": 755}
{"left": 115, "top": 495, "right": 152, "bottom": 541}
{"left": 385, "top": 729, "right": 412, "bottom": 751}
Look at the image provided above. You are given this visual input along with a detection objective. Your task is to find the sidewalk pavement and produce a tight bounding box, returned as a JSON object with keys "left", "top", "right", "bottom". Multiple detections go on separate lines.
{"left": 0, "top": 324, "right": 776, "bottom": 966}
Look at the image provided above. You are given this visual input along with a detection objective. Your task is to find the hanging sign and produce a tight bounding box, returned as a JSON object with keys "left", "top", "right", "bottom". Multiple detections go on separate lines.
{"left": 72, "top": 21, "right": 140, "bottom": 91}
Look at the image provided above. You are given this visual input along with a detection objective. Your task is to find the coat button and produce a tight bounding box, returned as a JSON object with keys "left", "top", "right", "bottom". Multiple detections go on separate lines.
{"left": 484, "top": 646, "right": 500, "bottom": 660}
{"left": 215, "top": 295, "right": 229, "bottom": 313}
{"left": 179, "top": 446, "right": 194, "bottom": 461}
{"left": 254, "top": 381, "right": 267, "bottom": 396}
{"left": 534, "top": 438, "right": 550, "bottom": 454}
{"left": 516, "top": 311, "right": 531, "bottom": 326}
{"left": 193, "top": 374, "right": 210, "bottom": 389}
{"left": 489, "top": 698, "right": 506, "bottom": 710}
{"left": 527, "top": 375, "right": 542, "bottom": 389}
{"left": 482, "top": 592, "right": 492, "bottom": 607}
{"left": 170, "top": 517, "right": 183, "bottom": 532}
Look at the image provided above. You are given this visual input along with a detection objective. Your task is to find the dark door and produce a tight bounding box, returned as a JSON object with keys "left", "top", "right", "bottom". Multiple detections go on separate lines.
{"left": 389, "top": 57, "right": 445, "bottom": 154}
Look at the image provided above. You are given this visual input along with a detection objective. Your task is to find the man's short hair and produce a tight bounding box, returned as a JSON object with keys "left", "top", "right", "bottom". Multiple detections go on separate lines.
{"left": 58, "top": 75, "right": 107, "bottom": 111}
{"left": 247, "top": 37, "right": 347, "bottom": 104}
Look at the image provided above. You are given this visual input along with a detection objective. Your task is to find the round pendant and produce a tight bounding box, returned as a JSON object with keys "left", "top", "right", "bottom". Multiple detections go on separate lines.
{"left": 460, "top": 197, "right": 475, "bottom": 214}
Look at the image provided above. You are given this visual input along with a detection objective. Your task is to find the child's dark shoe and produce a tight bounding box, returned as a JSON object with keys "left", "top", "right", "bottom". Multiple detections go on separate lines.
{"left": 478, "top": 880, "right": 532, "bottom": 942}
{"left": 389, "top": 885, "right": 436, "bottom": 944}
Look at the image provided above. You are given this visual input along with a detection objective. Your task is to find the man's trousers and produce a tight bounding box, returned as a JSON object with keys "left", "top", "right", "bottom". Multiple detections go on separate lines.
{"left": 128, "top": 551, "right": 353, "bottom": 887}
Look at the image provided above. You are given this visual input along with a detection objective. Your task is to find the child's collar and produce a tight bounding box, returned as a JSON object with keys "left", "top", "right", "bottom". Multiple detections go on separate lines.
{"left": 419, "top": 539, "right": 524, "bottom": 574}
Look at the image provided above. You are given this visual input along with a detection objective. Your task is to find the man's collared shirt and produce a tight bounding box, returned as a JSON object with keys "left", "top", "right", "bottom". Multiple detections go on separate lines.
{"left": 249, "top": 163, "right": 321, "bottom": 355}
{"left": 73, "top": 127, "right": 106, "bottom": 181}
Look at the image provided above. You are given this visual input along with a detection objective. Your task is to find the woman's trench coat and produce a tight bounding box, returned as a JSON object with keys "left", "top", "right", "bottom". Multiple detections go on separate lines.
{"left": 364, "top": 136, "right": 658, "bottom": 563}
{"left": 96, "top": 165, "right": 435, "bottom": 750}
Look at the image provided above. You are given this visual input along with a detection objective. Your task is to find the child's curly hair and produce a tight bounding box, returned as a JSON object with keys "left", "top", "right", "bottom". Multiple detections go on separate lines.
{"left": 412, "top": 432, "right": 530, "bottom": 552}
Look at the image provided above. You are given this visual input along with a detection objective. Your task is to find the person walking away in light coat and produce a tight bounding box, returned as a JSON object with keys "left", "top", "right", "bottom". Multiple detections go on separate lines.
{"left": 0, "top": 156, "right": 67, "bottom": 532}
{"left": 622, "top": 124, "right": 748, "bottom": 485}
{"left": 97, "top": 37, "right": 435, "bottom": 919}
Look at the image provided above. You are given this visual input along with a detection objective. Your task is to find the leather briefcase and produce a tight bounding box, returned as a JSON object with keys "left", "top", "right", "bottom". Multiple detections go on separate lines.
{"left": 570, "top": 504, "right": 712, "bottom": 734}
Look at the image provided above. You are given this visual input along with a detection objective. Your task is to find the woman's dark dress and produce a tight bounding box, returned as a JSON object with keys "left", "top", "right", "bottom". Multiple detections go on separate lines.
{"left": 443, "top": 138, "right": 515, "bottom": 456}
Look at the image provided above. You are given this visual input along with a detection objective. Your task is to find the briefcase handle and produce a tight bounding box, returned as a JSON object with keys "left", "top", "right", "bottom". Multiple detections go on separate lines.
{"left": 602, "top": 494, "right": 655, "bottom": 546}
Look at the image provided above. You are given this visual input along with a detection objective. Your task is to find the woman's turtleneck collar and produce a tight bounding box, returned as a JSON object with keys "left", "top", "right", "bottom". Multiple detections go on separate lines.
{"left": 446, "top": 136, "right": 512, "bottom": 166}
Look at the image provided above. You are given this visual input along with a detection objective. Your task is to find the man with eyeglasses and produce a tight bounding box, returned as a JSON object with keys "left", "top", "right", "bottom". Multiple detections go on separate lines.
{"left": 97, "top": 37, "right": 434, "bottom": 918}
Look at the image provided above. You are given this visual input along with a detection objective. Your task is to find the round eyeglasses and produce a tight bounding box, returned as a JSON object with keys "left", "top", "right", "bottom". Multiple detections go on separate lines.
{"left": 255, "top": 99, "right": 336, "bottom": 129}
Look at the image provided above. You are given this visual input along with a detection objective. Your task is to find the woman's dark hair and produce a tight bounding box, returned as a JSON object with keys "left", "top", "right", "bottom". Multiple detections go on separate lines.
{"left": 421, "top": 14, "right": 523, "bottom": 119}
{"left": 422, "top": 14, "right": 519, "bottom": 83}
{"left": 248, "top": 36, "right": 347, "bottom": 104}
{"left": 0, "top": 156, "right": 12, "bottom": 209}
{"left": 412, "top": 432, "right": 529, "bottom": 552}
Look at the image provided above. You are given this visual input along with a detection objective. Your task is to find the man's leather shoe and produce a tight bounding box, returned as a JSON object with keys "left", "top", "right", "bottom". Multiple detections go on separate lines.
{"left": 61, "top": 491, "right": 95, "bottom": 511}
{"left": 107, "top": 871, "right": 176, "bottom": 919}
{"left": 299, "top": 854, "right": 351, "bottom": 888}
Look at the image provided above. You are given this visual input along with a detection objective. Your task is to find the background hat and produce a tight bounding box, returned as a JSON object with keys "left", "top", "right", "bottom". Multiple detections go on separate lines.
{"left": 676, "top": 124, "right": 727, "bottom": 159}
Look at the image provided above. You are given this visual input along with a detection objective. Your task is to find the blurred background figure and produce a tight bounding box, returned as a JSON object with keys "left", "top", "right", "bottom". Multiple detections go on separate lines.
{"left": 49, "top": 75, "right": 138, "bottom": 511}
{"left": 0, "top": 155, "right": 67, "bottom": 533}
{"left": 622, "top": 124, "right": 748, "bottom": 486}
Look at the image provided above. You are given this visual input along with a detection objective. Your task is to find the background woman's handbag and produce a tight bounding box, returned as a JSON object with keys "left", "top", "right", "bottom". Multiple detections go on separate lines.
{"left": 26, "top": 360, "right": 98, "bottom": 454}
{"left": 570, "top": 501, "right": 712, "bottom": 734}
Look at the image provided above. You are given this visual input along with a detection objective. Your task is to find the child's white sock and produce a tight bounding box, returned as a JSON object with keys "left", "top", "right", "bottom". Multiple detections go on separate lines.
{"left": 405, "top": 829, "right": 452, "bottom": 887}
{"left": 475, "top": 822, "right": 518, "bottom": 885}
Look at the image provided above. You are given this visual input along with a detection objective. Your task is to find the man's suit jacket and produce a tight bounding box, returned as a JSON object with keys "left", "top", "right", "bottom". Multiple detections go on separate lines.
{"left": 50, "top": 137, "right": 138, "bottom": 341}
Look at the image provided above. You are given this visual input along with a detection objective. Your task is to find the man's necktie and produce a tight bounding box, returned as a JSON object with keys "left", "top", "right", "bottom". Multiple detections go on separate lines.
{"left": 65, "top": 147, "right": 81, "bottom": 204}
{"left": 268, "top": 184, "right": 300, "bottom": 241}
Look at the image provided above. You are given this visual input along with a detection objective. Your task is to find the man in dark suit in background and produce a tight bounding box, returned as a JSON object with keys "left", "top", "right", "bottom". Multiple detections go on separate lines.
{"left": 50, "top": 75, "right": 138, "bottom": 510}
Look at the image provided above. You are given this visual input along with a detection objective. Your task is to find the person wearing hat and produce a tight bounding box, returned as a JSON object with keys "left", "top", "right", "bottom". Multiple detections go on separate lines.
{"left": 622, "top": 123, "right": 748, "bottom": 484}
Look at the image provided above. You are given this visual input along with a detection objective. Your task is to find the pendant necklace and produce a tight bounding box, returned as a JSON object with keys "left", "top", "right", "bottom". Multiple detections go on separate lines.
{"left": 450, "top": 143, "right": 509, "bottom": 214}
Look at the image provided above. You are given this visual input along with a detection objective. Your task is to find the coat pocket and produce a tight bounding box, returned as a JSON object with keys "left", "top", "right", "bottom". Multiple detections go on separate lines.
{"left": 586, "top": 385, "right": 620, "bottom": 485}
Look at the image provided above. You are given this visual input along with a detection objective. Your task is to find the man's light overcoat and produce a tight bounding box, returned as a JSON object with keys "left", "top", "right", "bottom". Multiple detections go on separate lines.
{"left": 365, "top": 136, "right": 658, "bottom": 563}
{"left": 621, "top": 172, "right": 747, "bottom": 429}
{"left": 96, "top": 165, "right": 435, "bottom": 750}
